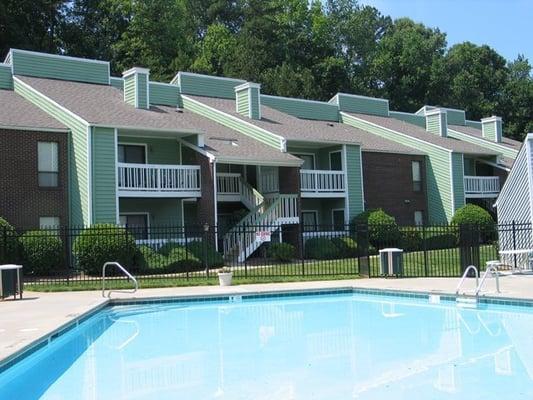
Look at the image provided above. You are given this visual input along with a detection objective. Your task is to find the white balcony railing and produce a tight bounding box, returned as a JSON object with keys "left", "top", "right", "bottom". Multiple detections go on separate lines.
{"left": 464, "top": 176, "right": 500, "bottom": 197}
{"left": 216, "top": 173, "right": 241, "bottom": 195}
{"left": 300, "top": 169, "right": 346, "bottom": 195}
{"left": 117, "top": 162, "right": 201, "bottom": 196}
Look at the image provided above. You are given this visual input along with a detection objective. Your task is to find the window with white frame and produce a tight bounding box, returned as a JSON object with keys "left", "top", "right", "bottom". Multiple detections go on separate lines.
{"left": 39, "top": 216, "right": 60, "bottom": 228}
{"left": 412, "top": 161, "right": 422, "bottom": 192}
{"left": 38, "top": 142, "right": 59, "bottom": 187}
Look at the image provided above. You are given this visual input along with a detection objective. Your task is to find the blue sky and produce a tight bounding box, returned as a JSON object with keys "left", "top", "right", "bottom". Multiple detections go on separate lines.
{"left": 359, "top": 0, "right": 532, "bottom": 62}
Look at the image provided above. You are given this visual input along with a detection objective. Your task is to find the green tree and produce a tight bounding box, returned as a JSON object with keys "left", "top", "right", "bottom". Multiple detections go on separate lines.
{"left": 191, "top": 23, "right": 237, "bottom": 75}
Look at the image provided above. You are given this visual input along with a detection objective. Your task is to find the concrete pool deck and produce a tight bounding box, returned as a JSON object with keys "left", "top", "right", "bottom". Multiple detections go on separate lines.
{"left": 1, "top": 275, "right": 532, "bottom": 368}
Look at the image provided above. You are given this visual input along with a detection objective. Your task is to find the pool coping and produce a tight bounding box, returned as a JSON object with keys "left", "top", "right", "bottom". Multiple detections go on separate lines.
{"left": 2, "top": 283, "right": 533, "bottom": 374}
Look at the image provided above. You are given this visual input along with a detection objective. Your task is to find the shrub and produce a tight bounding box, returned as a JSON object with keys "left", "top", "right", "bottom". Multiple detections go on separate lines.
{"left": 187, "top": 241, "right": 224, "bottom": 268}
{"left": 423, "top": 227, "right": 459, "bottom": 250}
{"left": 352, "top": 209, "right": 401, "bottom": 248}
{"left": 19, "top": 230, "right": 64, "bottom": 275}
{"left": 400, "top": 228, "right": 423, "bottom": 252}
{"left": 73, "top": 224, "right": 138, "bottom": 275}
{"left": 451, "top": 204, "right": 494, "bottom": 229}
{"left": 305, "top": 237, "right": 340, "bottom": 260}
{"left": 331, "top": 237, "right": 358, "bottom": 257}
{"left": 0, "top": 217, "right": 18, "bottom": 264}
{"left": 267, "top": 242, "right": 296, "bottom": 262}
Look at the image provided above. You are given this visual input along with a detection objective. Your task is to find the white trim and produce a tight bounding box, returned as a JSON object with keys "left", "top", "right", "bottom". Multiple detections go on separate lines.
{"left": 336, "top": 92, "right": 390, "bottom": 104}
{"left": 328, "top": 94, "right": 339, "bottom": 105}
{"left": 449, "top": 152, "right": 456, "bottom": 214}
{"left": 213, "top": 161, "right": 218, "bottom": 251}
{"left": 292, "top": 152, "right": 316, "bottom": 169}
{"left": 10, "top": 48, "right": 110, "bottom": 65}
{"left": 475, "top": 158, "right": 511, "bottom": 172}
{"left": 134, "top": 73, "right": 139, "bottom": 108}
{"left": 149, "top": 81, "right": 178, "bottom": 87}
{"left": 13, "top": 77, "right": 90, "bottom": 126}
{"left": 176, "top": 71, "right": 246, "bottom": 84}
{"left": 389, "top": 110, "right": 422, "bottom": 117}
{"left": 3, "top": 49, "right": 12, "bottom": 64}
{"left": 0, "top": 124, "right": 68, "bottom": 133}
{"left": 214, "top": 156, "right": 302, "bottom": 167}
{"left": 331, "top": 208, "right": 346, "bottom": 227}
{"left": 357, "top": 145, "right": 365, "bottom": 212}
{"left": 342, "top": 144, "right": 351, "bottom": 218}
{"left": 117, "top": 142, "right": 148, "bottom": 164}
{"left": 526, "top": 138, "right": 533, "bottom": 226}
{"left": 248, "top": 87, "right": 252, "bottom": 118}
{"left": 328, "top": 149, "right": 343, "bottom": 170}
{"left": 234, "top": 82, "right": 261, "bottom": 91}
{"left": 122, "top": 67, "right": 150, "bottom": 77}
{"left": 261, "top": 94, "right": 336, "bottom": 107}
{"left": 93, "top": 124, "right": 203, "bottom": 135}
{"left": 447, "top": 128, "right": 518, "bottom": 157}
{"left": 340, "top": 111, "right": 452, "bottom": 153}
{"left": 118, "top": 191, "right": 201, "bottom": 198}
{"left": 182, "top": 94, "right": 286, "bottom": 152}
{"left": 146, "top": 72, "right": 150, "bottom": 109}
{"left": 481, "top": 115, "right": 502, "bottom": 123}
{"left": 87, "top": 126, "right": 93, "bottom": 225}
{"left": 177, "top": 137, "right": 216, "bottom": 161}
{"left": 114, "top": 128, "right": 119, "bottom": 224}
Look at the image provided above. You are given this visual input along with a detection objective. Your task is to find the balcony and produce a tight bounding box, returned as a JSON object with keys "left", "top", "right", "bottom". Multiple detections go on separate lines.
{"left": 117, "top": 162, "right": 201, "bottom": 197}
{"left": 464, "top": 176, "right": 500, "bottom": 198}
{"left": 300, "top": 169, "right": 346, "bottom": 198}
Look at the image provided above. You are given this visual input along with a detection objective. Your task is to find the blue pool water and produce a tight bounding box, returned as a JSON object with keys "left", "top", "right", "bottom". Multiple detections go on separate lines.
{"left": 1, "top": 292, "right": 533, "bottom": 399}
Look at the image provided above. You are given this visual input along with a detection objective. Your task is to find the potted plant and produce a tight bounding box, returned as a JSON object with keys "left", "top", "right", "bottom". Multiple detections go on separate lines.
{"left": 217, "top": 266, "right": 233, "bottom": 286}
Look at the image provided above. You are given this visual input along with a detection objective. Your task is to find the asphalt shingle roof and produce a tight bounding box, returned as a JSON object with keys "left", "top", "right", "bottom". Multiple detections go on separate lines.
{"left": 17, "top": 76, "right": 299, "bottom": 165}
{"left": 187, "top": 95, "right": 425, "bottom": 155}
{"left": 449, "top": 124, "right": 522, "bottom": 152}
{"left": 347, "top": 112, "right": 500, "bottom": 156}
{"left": 0, "top": 89, "right": 67, "bottom": 130}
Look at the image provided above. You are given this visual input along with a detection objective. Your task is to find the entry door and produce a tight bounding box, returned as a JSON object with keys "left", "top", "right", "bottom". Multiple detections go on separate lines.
{"left": 329, "top": 151, "right": 342, "bottom": 171}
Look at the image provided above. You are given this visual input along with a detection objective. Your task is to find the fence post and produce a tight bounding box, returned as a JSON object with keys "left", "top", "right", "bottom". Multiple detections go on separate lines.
{"left": 300, "top": 224, "right": 305, "bottom": 276}
{"left": 423, "top": 224, "right": 428, "bottom": 277}
{"left": 512, "top": 220, "right": 517, "bottom": 270}
{"left": 1, "top": 226, "right": 6, "bottom": 262}
{"left": 243, "top": 224, "right": 248, "bottom": 278}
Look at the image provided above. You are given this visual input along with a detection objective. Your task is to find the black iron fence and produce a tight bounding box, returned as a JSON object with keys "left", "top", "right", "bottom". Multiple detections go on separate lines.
{"left": 0, "top": 221, "right": 531, "bottom": 287}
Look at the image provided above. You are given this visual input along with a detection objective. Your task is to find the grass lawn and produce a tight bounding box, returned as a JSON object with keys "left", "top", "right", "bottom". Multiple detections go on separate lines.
{"left": 25, "top": 244, "right": 497, "bottom": 292}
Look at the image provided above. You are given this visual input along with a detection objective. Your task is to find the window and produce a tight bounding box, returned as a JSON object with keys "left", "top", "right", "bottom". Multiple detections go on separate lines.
{"left": 412, "top": 161, "right": 422, "bottom": 192}
{"left": 118, "top": 144, "right": 146, "bottom": 164}
{"left": 302, "top": 211, "right": 318, "bottom": 232}
{"left": 38, "top": 142, "right": 59, "bottom": 187}
{"left": 414, "top": 211, "right": 424, "bottom": 226}
{"left": 329, "top": 151, "right": 342, "bottom": 171}
{"left": 119, "top": 214, "right": 149, "bottom": 239}
{"left": 294, "top": 154, "right": 315, "bottom": 170}
{"left": 39, "top": 216, "right": 60, "bottom": 228}
{"left": 332, "top": 209, "right": 345, "bottom": 231}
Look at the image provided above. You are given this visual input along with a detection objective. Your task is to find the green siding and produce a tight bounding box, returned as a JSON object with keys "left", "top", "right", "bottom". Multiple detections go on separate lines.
{"left": 445, "top": 109, "right": 466, "bottom": 126}
{"left": 119, "top": 198, "right": 183, "bottom": 227}
{"left": 11, "top": 49, "right": 109, "bottom": 85}
{"left": 333, "top": 93, "right": 389, "bottom": 117}
{"left": 137, "top": 73, "right": 149, "bottom": 109}
{"left": 389, "top": 111, "right": 426, "bottom": 128}
{"left": 288, "top": 145, "right": 341, "bottom": 169}
{"left": 451, "top": 153, "right": 465, "bottom": 212}
{"left": 448, "top": 128, "right": 518, "bottom": 159}
{"left": 110, "top": 77, "right": 123, "bottom": 90}
{"left": 465, "top": 120, "right": 482, "bottom": 129}
{"left": 177, "top": 72, "right": 245, "bottom": 99}
{"left": 149, "top": 82, "right": 179, "bottom": 106}
{"left": 236, "top": 89, "right": 249, "bottom": 117}
{"left": 0, "top": 64, "right": 13, "bottom": 89}
{"left": 483, "top": 122, "right": 496, "bottom": 141}
{"left": 463, "top": 157, "right": 476, "bottom": 175}
{"left": 426, "top": 113, "right": 442, "bottom": 135}
{"left": 250, "top": 87, "right": 261, "bottom": 120}
{"left": 183, "top": 95, "right": 285, "bottom": 150}
{"left": 92, "top": 127, "right": 117, "bottom": 223}
{"left": 341, "top": 112, "right": 456, "bottom": 222}
{"left": 345, "top": 145, "right": 364, "bottom": 219}
{"left": 13, "top": 77, "right": 90, "bottom": 226}
{"left": 118, "top": 136, "right": 181, "bottom": 164}
{"left": 124, "top": 75, "right": 136, "bottom": 107}
{"left": 261, "top": 95, "right": 339, "bottom": 122}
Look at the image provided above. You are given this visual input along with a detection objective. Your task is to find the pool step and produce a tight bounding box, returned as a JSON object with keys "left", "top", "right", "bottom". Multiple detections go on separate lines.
{"left": 456, "top": 296, "right": 478, "bottom": 309}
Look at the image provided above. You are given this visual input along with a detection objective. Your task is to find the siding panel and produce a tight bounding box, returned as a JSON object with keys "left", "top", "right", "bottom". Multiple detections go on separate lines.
{"left": 447, "top": 128, "right": 518, "bottom": 159}
{"left": 110, "top": 77, "right": 123, "bottom": 90}
{"left": 451, "top": 153, "right": 465, "bottom": 212}
{"left": 0, "top": 64, "right": 13, "bottom": 89}
{"left": 118, "top": 136, "right": 181, "bottom": 164}
{"left": 261, "top": 95, "right": 339, "bottom": 122}
{"left": 92, "top": 127, "right": 116, "bottom": 223}
{"left": 236, "top": 90, "right": 249, "bottom": 117}
{"left": 178, "top": 73, "right": 245, "bottom": 99}
{"left": 137, "top": 73, "right": 148, "bottom": 109}
{"left": 345, "top": 144, "right": 364, "bottom": 219}
{"left": 389, "top": 111, "right": 425, "bottom": 128}
{"left": 149, "top": 82, "right": 179, "bottom": 106}
{"left": 335, "top": 93, "right": 389, "bottom": 117}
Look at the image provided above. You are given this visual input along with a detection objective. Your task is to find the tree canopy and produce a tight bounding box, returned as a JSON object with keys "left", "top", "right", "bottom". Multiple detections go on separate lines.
{"left": 0, "top": 0, "right": 531, "bottom": 140}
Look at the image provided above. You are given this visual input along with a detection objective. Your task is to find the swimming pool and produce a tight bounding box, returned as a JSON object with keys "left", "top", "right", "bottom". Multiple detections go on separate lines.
{"left": 1, "top": 290, "right": 532, "bottom": 399}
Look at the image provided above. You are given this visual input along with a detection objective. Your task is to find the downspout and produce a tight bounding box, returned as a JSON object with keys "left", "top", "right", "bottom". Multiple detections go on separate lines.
{"left": 212, "top": 160, "right": 218, "bottom": 251}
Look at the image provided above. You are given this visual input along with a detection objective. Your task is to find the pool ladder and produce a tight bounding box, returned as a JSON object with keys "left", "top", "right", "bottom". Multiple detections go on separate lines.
{"left": 455, "top": 265, "right": 500, "bottom": 306}
{"left": 102, "top": 261, "right": 138, "bottom": 298}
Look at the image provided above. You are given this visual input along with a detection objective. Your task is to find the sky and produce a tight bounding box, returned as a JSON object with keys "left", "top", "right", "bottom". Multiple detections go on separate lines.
{"left": 359, "top": 0, "right": 532, "bottom": 62}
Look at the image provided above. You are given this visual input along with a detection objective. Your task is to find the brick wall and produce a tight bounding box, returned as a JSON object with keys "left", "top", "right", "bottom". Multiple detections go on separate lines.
{"left": 0, "top": 129, "right": 69, "bottom": 230}
{"left": 362, "top": 152, "right": 428, "bottom": 225}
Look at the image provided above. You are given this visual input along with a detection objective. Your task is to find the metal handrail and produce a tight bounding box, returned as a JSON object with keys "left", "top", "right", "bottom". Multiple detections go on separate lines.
{"left": 475, "top": 265, "right": 500, "bottom": 295}
{"left": 102, "top": 261, "right": 138, "bottom": 298}
{"left": 455, "top": 265, "right": 479, "bottom": 295}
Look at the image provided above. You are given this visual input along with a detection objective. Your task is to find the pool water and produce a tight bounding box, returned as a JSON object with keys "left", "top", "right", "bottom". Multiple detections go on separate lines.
{"left": 1, "top": 292, "right": 533, "bottom": 399}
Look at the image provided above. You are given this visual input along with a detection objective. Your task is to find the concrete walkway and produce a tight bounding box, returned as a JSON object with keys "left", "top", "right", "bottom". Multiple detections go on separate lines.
{"left": 1, "top": 275, "right": 532, "bottom": 367}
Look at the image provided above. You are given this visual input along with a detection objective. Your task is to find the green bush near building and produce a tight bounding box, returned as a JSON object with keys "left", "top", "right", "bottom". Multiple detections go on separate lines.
{"left": 187, "top": 241, "right": 224, "bottom": 268}
{"left": 0, "top": 217, "right": 18, "bottom": 264}
{"left": 19, "top": 230, "right": 64, "bottom": 275}
{"left": 305, "top": 237, "right": 340, "bottom": 260}
{"left": 352, "top": 209, "right": 401, "bottom": 248}
{"left": 73, "top": 224, "right": 138, "bottom": 275}
{"left": 451, "top": 204, "right": 494, "bottom": 228}
{"left": 267, "top": 242, "right": 296, "bottom": 262}
{"left": 139, "top": 244, "right": 202, "bottom": 273}
{"left": 331, "top": 237, "right": 358, "bottom": 257}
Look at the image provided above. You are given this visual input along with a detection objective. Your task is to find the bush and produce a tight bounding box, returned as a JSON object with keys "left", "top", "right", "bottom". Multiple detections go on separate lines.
{"left": 187, "top": 241, "right": 224, "bottom": 268}
{"left": 267, "top": 242, "right": 296, "bottom": 262}
{"left": 0, "top": 217, "right": 18, "bottom": 264}
{"left": 423, "top": 226, "right": 459, "bottom": 250}
{"left": 400, "top": 228, "right": 423, "bottom": 252}
{"left": 352, "top": 209, "right": 401, "bottom": 248}
{"left": 331, "top": 237, "right": 358, "bottom": 257}
{"left": 139, "top": 244, "right": 202, "bottom": 273}
{"left": 305, "top": 237, "right": 340, "bottom": 260}
{"left": 451, "top": 204, "right": 494, "bottom": 229}
{"left": 19, "top": 230, "right": 64, "bottom": 275}
{"left": 73, "top": 224, "right": 138, "bottom": 275}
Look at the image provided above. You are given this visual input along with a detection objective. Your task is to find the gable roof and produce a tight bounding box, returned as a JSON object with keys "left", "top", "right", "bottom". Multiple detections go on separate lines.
{"left": 449, "top": 124, "right": 522, "bottom": 152}
{"left": 186, "top": 95, "right": 425, "bottom": 155}
{"left": 345, "top": 112, "right": 500, "bottom": 156}
{"left": 0, "top": 89, "right": 67, "bottom": 131}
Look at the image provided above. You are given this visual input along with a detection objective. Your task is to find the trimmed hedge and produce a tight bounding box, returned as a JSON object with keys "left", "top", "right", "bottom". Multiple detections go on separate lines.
{"left": 73, "top": 224, "right": 138, "bottom": 275}
{"left": 451, "top": 204, "right": 494, "bottom": 228}
{"left": 352, "top": 209, "right": 401, "bottom": 247}
{"left": 0, "top": 218, "right": 18, "bottom": 264}
{"left": 139, "top": 244, "right": 202, "bottom": 273}
{"left": 305, "top": 237, "right": 340, "bottom": 260}
{"left": 267, "top": 242, "right": 296, "bottom": 262}
{"left": 19, "top": 230, "right": 64, "bottom": 275}
{"left": 331, "top": 237, "right": 358, "bottom": 257}
{"left": 187, "top": 241, "right": 224, "bottom": 268}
